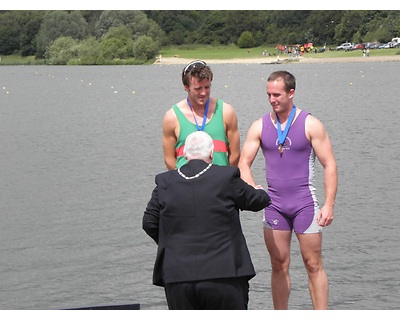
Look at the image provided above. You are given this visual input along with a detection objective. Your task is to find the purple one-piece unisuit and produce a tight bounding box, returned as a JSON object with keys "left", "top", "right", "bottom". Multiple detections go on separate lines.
{"left": 260, "top": 110, "right": 321, "bottom": 234}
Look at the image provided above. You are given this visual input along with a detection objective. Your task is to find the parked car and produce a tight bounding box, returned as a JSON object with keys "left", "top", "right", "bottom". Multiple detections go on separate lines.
{"left": 336, "top": 42, "right": 354, "bottom": 51}
{"left": 393, "top": 42, "right": 400, "bottom": 48}
{"left": 365, "top": 42, "right": 380, "bottom": 49}
{"left": 353, "top": 43, "right": 365, "bottom": 50}
{"left": 379, "top": 42, "right": 392, "bottom": 49}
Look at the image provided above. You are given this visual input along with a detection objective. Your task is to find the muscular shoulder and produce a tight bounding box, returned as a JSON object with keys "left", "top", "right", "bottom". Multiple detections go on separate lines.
{"left": 249, "top": 117, "right": 263, "bottom": 135}
{"left": 163, "top": 107, "right": 175, "bottom": 120}
{"left": 305, "top": 113, "right": 325, "bottom": 130}
{"left": 305, "top": 113, "right": 327, "bottom": 140}
{"left": 221, "top": 100, "right": 236, "bottom": 115}
{"left": 162, "top": 103, "right": 181, "bottom": 130}
{"left": 220, "top": 100, "right": 238, "bottom": 125}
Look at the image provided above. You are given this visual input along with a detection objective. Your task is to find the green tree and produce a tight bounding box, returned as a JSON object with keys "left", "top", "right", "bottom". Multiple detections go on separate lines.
{"left": 19, "top": 11, "right": 45, "bottom": 56}
{"left": 334, "top": 11, "right": 364, "bottom": 44}
{"left": 36, "top": 11, "right": 88, "bottom": 58}
{"left": 45, "top": 36, "right": 79, "bottom": 65}
{"left": 80, "top": 10, "right": 103, "bottom": 36}
{"left": 195, "top": 11, "right": 228, "bottom": 45}
{"left": 100, "top": 25, "right": 134, "bottom": 60}
{"left": 254, "top": 30, "right": 265, "bottom": 47}
{"left": 78, "top": 37, "right": 105, "bottom": 65}
{"left": 305, "top": 11, "right": 343, "bottom": 45}
{"left": 0, "top": 11, "right": 45, "bottom": 56}
{"left": 263, "top": 22, "right": 282, "bottom": 45}
{"left": 144, "top": 10, "right": 205, "bottom": 45}
{"left": 286, "top": 32, "right": 298, "bottom": 45}
{"left": 386, "top": 11, "right": 400, "bottom": 36}
{"left": 0, "top": 12, "right": 20, "bottom": 54}
{"left": 224, "top": 11, "right": 267, "bottom": 44}
{"left": 364, "top": 24, "right": 392, "bottom": 43}
{"left": 95, "top": 10, "right": 164, "bottom": 43}
{"left": 167, "top": 28, "right": 186, "bottom": 45}
{"left": 237, "top": 31, "right": 255, "bottom": 48}
{"left": 363, "top": 11, "right": 397, "bottom": 43}
{"left": 262, "top": 11, "right": 309, "bottom": 45}
{"left": 132, "top": 35, "right": 159, "bottom": 61}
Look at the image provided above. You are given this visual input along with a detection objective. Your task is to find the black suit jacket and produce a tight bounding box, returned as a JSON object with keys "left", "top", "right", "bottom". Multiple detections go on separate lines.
{"left": 143, "top": 160, "right": 271, "bottom": 287}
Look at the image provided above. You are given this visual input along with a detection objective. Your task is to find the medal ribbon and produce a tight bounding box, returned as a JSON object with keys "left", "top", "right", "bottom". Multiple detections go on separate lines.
{"left": 187, "top": 97, "right": 209, "bottom": 131}
{"left": 276, "top": 105, "right": 296, "bottom": 146}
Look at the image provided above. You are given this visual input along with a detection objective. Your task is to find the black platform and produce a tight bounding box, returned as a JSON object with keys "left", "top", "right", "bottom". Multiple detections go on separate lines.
{"left": 66, "top": 303, "right": 140, "bottom": 310}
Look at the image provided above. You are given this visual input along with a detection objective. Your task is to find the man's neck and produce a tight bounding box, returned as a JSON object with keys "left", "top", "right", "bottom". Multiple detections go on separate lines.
{"left": 187, "top": 97, "right": 204, "bottom": 110}
{"left": 275, "top": 105, "right": 294, "bottom": 123}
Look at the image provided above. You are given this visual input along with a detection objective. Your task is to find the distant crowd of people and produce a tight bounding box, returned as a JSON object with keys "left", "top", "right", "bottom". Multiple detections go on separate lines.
{"left": 274, "top": 43, "right": 328, "bottom": 57}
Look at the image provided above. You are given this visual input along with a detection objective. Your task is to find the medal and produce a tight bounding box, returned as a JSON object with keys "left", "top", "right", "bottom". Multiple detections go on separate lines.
{"left": 278, "top": 144, "right": 284, "bottom": 153}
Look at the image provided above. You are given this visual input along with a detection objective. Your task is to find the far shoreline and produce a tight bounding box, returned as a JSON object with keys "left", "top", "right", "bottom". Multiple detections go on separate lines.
{"left": 154, "top": 54, "right": 400, "bottom": 65}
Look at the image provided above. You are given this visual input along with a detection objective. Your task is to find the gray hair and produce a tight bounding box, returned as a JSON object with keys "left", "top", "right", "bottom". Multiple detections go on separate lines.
{"left": 183, "top": 131, "right": 214, "bottom": 160}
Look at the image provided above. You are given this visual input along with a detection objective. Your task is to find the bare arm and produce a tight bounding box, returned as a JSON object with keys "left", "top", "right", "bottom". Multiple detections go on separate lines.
{"left": 223, "top": 102, "right": 240, "bottom": 167}
{"left": 238, "top": 118, "right": 263, "bottom": 187}
{"left": 307, "top": 115, "right": 338, "bottom": 226}
{"left": 162, "top": 108, "right": 178, "bottom": 170}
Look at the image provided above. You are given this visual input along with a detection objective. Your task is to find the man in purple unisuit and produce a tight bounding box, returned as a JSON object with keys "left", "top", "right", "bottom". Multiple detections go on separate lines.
{"left": 239, "top": 70, "right": 338, "bottom": 310}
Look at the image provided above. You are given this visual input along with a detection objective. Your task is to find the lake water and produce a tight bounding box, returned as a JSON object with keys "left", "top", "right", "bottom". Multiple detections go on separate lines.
{"left": 0, "top": 61, "right": 399, "bottom": 310}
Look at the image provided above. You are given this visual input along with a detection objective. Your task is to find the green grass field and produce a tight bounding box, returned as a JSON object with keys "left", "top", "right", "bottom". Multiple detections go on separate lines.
{"left": 0, "top": 55, "right": 43, "bottom": 65}
{"left": 160, "top": 44, "right": 400, "bottom": 60}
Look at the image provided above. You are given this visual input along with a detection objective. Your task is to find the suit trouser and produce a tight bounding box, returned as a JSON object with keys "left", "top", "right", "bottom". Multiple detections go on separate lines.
{"left": 164, "top": 277, "right": 250, "bottom": 310}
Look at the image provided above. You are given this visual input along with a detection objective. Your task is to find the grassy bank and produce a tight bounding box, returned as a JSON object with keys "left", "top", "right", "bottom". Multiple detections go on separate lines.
{"left": 2, "top": 45, "right": 400, "bottom": 65}
{"left": 160, "top": 44, "right": 400, "bottom": 60}
{"left": 0, "top": 55, "right": 45, "bottom": 65}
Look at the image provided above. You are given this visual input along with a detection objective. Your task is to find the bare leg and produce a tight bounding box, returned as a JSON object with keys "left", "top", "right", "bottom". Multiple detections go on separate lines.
{"left": 297, "top": 233, "right": 329, "bottom": 309}
{"left": 263, "top": 228, "right": 292, "bottom": 309}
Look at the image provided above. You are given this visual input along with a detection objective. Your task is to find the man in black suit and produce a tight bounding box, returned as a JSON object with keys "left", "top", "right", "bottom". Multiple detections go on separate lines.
{"left": 143, "top": 131, "right": 271, "bottom": 310}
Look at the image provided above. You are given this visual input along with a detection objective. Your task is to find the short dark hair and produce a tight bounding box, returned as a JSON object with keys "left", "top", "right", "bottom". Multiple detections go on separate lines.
{"left": 267, "top": 70, "right": 296, "bottom": 92}
{"left": 182, "top": 60, "right": 213, "bottom": 87}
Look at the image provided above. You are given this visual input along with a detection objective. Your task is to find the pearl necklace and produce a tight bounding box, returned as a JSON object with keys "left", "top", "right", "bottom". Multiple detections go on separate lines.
{"left": 177, "top": 163, "right": 212, "bottom": 180}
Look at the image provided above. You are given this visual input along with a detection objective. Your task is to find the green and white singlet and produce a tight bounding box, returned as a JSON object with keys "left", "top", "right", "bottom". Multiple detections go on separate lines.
{"left": 173, "top": 99, "right": 229, "bottom": 168}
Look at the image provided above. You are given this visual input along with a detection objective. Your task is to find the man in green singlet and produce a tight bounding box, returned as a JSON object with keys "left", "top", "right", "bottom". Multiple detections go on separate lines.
{"left": 162, "top": 60, "right": 240, "bottom": 170}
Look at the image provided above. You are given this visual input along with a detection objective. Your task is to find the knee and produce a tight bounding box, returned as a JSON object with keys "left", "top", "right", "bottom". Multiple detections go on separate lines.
{"left": 270, "top": 256, "right": 290, "bottom": 273}
{"left": 303, "top": 257, "right": 323, "bottom": 274}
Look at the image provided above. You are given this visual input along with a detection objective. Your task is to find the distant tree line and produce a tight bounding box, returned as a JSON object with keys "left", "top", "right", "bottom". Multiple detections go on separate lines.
{"left": 0, "top": 10, "right": 399, "bottom": 64}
